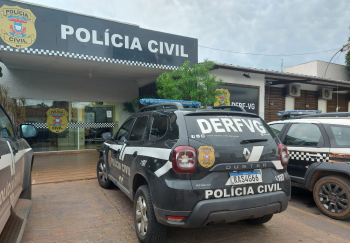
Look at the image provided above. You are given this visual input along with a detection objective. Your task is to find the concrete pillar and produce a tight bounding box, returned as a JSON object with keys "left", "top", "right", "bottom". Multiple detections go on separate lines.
{"left": 348, "top": 101, "right": 350, "bottom": 112}
{"left": 318, "top": 99, "right": 327, "bottom": 113}
{"left": 285, "top": 97, "right": 295, "bottom": 110}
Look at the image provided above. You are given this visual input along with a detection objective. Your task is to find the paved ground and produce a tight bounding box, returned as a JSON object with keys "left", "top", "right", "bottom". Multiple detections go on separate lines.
{"left": 22, "top": 180, "right": 350, "bottom": 243}
{"left": 32, "top": 151, "right": 99, "bottom": 184}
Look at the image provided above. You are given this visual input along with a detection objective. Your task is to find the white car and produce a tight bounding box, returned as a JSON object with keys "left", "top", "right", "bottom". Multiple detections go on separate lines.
{"left": 269, "top": 112, "right": 350, "bottom": 220}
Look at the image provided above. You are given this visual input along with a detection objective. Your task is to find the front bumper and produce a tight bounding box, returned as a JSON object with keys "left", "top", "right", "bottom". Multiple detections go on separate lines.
{"left": 154, "top": 191, "right": 288, "bottom": 228}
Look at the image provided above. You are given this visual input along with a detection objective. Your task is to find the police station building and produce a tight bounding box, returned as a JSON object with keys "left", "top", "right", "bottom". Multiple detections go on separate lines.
{"left": 1, "top": 0, "right": 350, "bottom": 153}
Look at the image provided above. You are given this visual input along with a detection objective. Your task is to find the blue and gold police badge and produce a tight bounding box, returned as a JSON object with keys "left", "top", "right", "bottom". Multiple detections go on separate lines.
{"left": 198, "top": 146, "right": 215, "bottom": 168}
{"left": 0, "top": 5, "right": 37, "bottom": 49}
{"left": 46, "top": 108, "right": 68, "bottom": 133}
{"left": 214, "top": 88, "right": 230, "bottom": 106}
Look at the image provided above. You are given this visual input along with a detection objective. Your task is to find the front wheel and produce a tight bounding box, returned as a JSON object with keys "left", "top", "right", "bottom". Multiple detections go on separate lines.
{"left": 134, "top": 185, "right": 167, "bottom": 243}
{"left": 97, "top": 157, "right": 113, "bottom": 189}
{"left": 245, "top": 214, "right": 273, "bottom": 225}
{"left": 313, "top": 176, "right": 350, "bottom": 220}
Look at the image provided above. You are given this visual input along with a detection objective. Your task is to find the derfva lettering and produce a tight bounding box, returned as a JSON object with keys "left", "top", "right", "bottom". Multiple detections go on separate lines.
{"left": 61, "top": 25, "right": 189, "bottom": 57}
{"left": 196, "top": 118, "right": 266, "bottom": 134}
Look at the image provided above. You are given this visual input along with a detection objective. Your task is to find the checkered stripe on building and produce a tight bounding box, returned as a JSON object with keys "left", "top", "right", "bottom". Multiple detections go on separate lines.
{"left": 0, "top": 45, "right": 178, "bottom": 70}
{"left": 29, "top": 122, "right": 118, "bottom": 129}
{"left": 289, "top": 150, "right": 329, "bottom": 163}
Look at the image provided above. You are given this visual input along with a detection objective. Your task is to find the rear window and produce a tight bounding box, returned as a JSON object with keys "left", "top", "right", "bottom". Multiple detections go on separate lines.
{"left": 330, "top": 125, "right": 350, "bottom": 146}
{"left": 184, "top": 115, "right": 274, "bottom": 146}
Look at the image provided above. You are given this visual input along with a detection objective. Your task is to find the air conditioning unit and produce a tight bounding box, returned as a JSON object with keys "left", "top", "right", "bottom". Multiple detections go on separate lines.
{"left": 318, "top": 87, "right": 333, "bottom": 100}
{"left": 285, "top": 84, "right": 301, "bottom": 97}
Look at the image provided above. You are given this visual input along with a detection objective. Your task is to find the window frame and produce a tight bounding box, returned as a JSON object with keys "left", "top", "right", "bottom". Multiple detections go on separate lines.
{"left": 128, "top": 116, "right": 149, "bottom": 142}
{"left": 282, "top": 122, "right": 324, "bottom": 148}
{"left": 324, "top": 124, "right": 350, "bottom": 148}
{"left": 148, "top": 114, "right": 169, "bottom": 141}
{"left": 113, "top": 118, "right": 135, "bottom": 141}
{"left": 0, "top": 106, "right": 16, "bottom": 138}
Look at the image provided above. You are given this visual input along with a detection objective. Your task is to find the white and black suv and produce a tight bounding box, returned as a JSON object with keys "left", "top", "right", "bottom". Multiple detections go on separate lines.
{"left": 97, "top": 99, "right": 291, "bottom": 243}
{"left": 0, "top": 105, "right": 37, "bottom": 242}
{"left": 269, "top": 112, "right": 350, "bottom": 220}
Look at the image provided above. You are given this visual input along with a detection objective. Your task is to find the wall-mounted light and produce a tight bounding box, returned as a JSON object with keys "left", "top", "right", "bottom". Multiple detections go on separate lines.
{"left": 243, "top": 72, "right": 251, "bottom": 79}
{"left": 89, "top": 70, "right": 93, "bottom": 79}
{"left": 305, "top": 104, "right": 309, "bottom": 108}
{"left": 269, "top": 102, "right": 274, "bottom": 106}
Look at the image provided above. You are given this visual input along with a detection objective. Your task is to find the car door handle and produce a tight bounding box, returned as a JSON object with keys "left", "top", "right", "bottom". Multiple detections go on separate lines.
{"left": 132, "top": 151, "right": 138, "bottom": 157}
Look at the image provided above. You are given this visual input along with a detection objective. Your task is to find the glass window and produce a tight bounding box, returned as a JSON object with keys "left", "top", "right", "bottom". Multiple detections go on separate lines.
{"left": 330, "top": 125, "right": 350, "bottom": 146}
{"left": 115, "top": 118, "right": 134, "bottom": 141}
{"left": 284, "top": 123, "right": 322, "bottom": 147}
{"left": 129, "top": 116, "right": 148, "bottom": 141}
{"left": 0, "top": 108, "right": 14, "bottom": 137}
{"left": 269, "top": 123, "right": 285, "bottom": 137}
{"left": 149, "top": 116, "right": 168, "bottom": 140}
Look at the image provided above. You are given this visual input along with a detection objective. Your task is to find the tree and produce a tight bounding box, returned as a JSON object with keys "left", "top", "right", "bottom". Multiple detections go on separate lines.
{"left": 346, "top": 37, "right": 350, "bottom": 79}
{"left": 156, "top": 60, "right": 223, "bottom": 106}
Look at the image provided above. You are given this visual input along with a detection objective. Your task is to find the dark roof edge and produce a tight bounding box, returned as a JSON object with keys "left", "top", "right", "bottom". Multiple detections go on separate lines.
{"left": 213, "top": 62, "right": 350, "bottom": 84}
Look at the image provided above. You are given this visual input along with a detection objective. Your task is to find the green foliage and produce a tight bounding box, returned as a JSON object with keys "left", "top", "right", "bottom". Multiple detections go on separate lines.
{"left": 346, "top": 37, "right": 350, "bottom": 80}
{"left": 156, "top": 60, "right": 223, "bottom": 106}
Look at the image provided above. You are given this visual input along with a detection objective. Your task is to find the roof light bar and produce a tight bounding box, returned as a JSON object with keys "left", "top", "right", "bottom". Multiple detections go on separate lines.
{"left": 277, "top": 110, "right": 322, "bottom": 116}
{"left": 140, "top": 98, "right": 201, "bottom": 107}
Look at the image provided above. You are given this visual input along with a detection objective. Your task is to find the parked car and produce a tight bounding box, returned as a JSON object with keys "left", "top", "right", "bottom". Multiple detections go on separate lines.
{"left": 0, "top": 105, "right": 37, "bottom": 242}
{"left": 97, "top": 99, "right": 291, "bottom": 243}
{"left": 269, "top": 111, "right": 350, "bottom": 220}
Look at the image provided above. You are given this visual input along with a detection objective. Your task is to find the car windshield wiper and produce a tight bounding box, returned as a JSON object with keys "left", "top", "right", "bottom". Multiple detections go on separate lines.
{"left": 240, "top": 139, "right": 268, "bottom": 144}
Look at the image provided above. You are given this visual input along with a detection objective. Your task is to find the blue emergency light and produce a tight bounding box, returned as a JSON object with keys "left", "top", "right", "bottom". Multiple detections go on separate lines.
{"left": 277, "top": 110, "right": 322, "bottom": 116}
{"left": 140, "top": 98, "right": 201, "bottom": 107}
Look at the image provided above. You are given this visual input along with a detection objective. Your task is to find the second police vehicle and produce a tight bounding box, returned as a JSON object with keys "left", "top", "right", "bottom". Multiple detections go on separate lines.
{"left": 97, "top": 99, "right": 291, "bottom": 243}
{"left": 269, "top": 110, "right": 350, "bottom": 220}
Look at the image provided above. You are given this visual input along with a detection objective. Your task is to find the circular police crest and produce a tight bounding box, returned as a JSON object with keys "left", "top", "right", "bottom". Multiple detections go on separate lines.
{"left": 0, "top": 5, "right": 37, "bottom": 49}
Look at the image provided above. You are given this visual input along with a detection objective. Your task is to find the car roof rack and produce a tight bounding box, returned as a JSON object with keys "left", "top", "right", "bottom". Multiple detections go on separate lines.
{"left": 138, "top": 99, "right": 201, "bottom": 112}
{"left": 285, "top": 112, "right": 350, "bottom": 120}
{"left": 210, "top": 105, "right": 246, "bottom": 112}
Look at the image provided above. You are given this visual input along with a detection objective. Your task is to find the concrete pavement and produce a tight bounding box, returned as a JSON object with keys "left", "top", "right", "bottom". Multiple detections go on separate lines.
{"left": 22, "top": 180, "right": 350, "bottom": 243}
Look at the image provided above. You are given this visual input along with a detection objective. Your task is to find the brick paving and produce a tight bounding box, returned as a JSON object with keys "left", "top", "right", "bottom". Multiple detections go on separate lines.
{"left": 32, "top": 151, "right": 99, "bottom": 184}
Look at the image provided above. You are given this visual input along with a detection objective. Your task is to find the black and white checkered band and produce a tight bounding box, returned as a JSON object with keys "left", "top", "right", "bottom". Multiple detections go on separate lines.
{"left": 289, "top": 150, "right": 329, "bottom": 163}
{"left": 0, "top": 45, "right": 177, "bottom": 70}
{"left": 29, "top": 122, "right": 118, "bottom": 129}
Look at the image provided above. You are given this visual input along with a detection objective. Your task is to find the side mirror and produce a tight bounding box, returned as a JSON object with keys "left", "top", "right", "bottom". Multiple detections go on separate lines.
{"left": 101, "top": 132, "right": 112, "bottom": 141}
{"left": 20, "top": 124, "right": 37, "bottom": 138}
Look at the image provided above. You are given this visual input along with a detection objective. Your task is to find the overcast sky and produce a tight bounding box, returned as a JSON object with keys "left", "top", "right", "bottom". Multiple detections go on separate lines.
{"left": 24, "top": 0, "right": 350, "bottom": 71}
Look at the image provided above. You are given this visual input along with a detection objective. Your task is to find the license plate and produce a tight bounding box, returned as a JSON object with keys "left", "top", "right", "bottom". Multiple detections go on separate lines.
{"left": 230, "top": 170, "right": 262, "bottom": 185}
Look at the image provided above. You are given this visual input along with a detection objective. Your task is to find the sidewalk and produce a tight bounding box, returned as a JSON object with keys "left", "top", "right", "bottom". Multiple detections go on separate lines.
{"left": 32, "top": 150, "right": 99, "bottom": 184}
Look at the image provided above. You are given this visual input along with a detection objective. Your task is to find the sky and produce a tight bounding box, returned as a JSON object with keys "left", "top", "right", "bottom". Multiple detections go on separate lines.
{"left": 23, "top": 0, "right": 350, "bottom": 71}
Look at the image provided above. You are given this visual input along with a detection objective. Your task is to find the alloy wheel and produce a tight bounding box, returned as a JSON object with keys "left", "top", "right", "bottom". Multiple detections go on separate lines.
{"left": 135, "top": 196, "right": 148, "bottom": 236}
{"left": 318, "top": 182, "right": 349, "bottom": 213}
{"left": 98, "top": 162, "right": 108, "bottom": 183}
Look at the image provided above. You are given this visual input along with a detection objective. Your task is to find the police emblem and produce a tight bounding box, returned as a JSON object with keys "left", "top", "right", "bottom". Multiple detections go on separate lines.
{"left": 46, "top": 108, "right": 68, "bottom": 133}
{"left": 214, "top": 89, "right": 230, "bottom": 106}
{"left": 0, "top": 5, "right": 37, "bottom": 49}
{"left": 198, "top": 146, "right": 215, "bottom": 168}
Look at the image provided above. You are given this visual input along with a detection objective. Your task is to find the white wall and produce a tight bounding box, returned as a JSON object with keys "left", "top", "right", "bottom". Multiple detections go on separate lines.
{"left": 285, "top": 60, "right": 349, "bottom": 81}
{"left": 0, "top": 63, "right": 139, "bottom": 103}
{"left": 210, "top": 68, "right": 266, "bottom": 118}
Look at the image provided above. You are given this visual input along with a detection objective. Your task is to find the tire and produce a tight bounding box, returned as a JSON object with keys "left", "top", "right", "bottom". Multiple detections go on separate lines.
{"left": 97, "top": 157, "right": 113, "bottom": 189}
{"left": 313, "top": 175, "right": 350, "bottom": 220}
{"left": 134, "top": 185, "right": 167, "bottom": 243}
{"left": 19, "top": 173, "right": 32, "bottom": 200}
{"left": 245, "top": 214, "right": 273, "bottom": 225}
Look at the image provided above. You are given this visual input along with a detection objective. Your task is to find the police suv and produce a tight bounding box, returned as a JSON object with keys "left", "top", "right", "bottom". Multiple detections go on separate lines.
{"left": 269, "top": 111, "right": 350, "bottom": 220}
{"left": 97, "top": 99, "right": 291, "bottom": 243}
{"left": 0, "top": 105, "right": 37, "bottom": 242}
